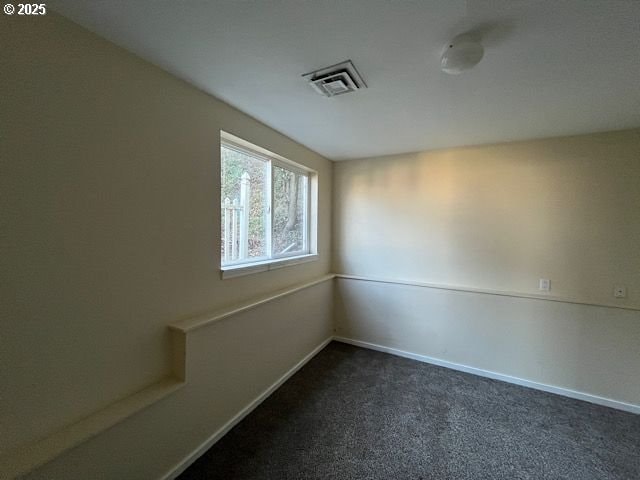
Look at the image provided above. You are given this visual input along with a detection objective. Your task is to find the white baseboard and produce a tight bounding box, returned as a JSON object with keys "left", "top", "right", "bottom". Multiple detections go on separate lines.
{"left": 161, "top": 333, "right": 638, "bottom": 479}
{"left": 333, "top": 336, "right": 640, "bottom": 415}
{"left": 160, "top": 336, "right": 333, "bottom": 480}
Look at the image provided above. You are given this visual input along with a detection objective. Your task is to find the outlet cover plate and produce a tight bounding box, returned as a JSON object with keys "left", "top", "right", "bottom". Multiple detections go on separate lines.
{"left": 539, "top": 278, "right": 550, "bottom": 292}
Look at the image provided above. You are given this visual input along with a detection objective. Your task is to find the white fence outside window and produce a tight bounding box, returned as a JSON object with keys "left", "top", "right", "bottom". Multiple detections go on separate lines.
{"left": 222, "top": 171, "right": 250, "bottom": 263}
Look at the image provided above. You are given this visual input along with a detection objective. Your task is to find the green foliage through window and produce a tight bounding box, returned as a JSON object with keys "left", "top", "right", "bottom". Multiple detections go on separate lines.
{"left": 221, "top": 139, "right": 310, "bottom": 266}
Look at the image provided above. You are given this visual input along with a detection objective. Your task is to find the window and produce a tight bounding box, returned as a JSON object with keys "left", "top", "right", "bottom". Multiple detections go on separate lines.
{"left": 220, "top": 132, "right": 317, "bottom": 277}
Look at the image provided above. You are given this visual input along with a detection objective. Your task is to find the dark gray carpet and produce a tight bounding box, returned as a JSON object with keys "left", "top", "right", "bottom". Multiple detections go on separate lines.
{"left": 179, "top": 342, "right": 640, "bottom": 480}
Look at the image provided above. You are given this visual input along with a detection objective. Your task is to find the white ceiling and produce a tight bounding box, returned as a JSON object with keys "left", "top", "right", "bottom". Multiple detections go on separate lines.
{"left": 52, "top": 0, "right": 640, "bottom": 160}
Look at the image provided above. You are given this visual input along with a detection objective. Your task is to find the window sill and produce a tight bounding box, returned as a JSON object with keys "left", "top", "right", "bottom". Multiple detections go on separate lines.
{"left": 221, "top": 254, "right": 318, "bottom": 279}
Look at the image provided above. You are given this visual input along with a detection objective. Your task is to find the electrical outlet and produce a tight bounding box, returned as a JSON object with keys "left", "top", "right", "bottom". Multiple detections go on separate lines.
{"left": 539, "top": 278, "right": 550, "bottom": 292}
{"left": 614, "top": 286, "right": 626, "bottom": 298}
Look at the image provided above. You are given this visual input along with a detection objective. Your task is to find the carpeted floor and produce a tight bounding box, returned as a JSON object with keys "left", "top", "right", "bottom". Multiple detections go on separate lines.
{"left": 179, "top": 342, "right": 640, "bottom": 480}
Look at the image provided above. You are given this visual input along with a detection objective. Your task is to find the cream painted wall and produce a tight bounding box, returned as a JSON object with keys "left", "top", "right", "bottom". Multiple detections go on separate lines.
{"left": 335, "top": 278, "right": 640, "bottom": 406}
{"left": 333, "top": 130, "right": 640, "bottom": 406}
{"left": 23, "top": 280, "right": 334, "bottom": 480}
{"left": 1, "top": 11, "right": 332, "bottom": 461}
{"left": 334, "top": 129, "right": 640, "bottom": 308}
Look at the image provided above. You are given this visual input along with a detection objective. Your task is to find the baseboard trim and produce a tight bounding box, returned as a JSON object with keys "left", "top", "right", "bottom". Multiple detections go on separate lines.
{"left": 333, "top": 336, "right": 640, "bottom": 415}
{"left": 160, "top": 336, "right": 333, "bottom": 480}
{"left": 160, "top": 332, "right": 638, "bottom": 479}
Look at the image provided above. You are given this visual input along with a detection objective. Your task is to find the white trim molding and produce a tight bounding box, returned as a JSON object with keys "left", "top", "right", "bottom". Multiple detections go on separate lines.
{"left": 333, "top": 336, "right": 640, "bottom": 415}
{"left": 170, "top": 274, "right": 334, "bottom": 333}
{"left": 335, "top": 274, "right": 640, "bottom": 312}
{"left": 161, "top": 331, "right": 639, "bottom": 480}
{"left": 160, "top": 337, "right": 333, "bottom": 480}
{"left": 221, "top": 254, "right": 318, "bottom": 279}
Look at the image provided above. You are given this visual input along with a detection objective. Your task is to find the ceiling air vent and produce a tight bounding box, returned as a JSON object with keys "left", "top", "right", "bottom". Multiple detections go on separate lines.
{"left": 302, "top": 60, "right": 367, "bottom": 98}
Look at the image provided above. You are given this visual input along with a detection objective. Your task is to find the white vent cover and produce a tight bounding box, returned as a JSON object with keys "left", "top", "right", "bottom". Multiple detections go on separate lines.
{"left": 302, "top": 60, "right": 367, "bottom": 98}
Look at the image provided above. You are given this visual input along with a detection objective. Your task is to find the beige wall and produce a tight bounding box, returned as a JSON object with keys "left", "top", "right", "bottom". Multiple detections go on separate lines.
{"left": 334, "top": 129, "right": 640, "bottom": 308}
{"left": 335, "top": 278, "right": 640, "bottom": 406}
{"left": 25, "top": 280, "right": 334, "bottom": 480}
{"left": 333, "top": 129, "right": 640, "bottom": 406}
{"left": 1, "top": 10, "right": 332, "bottom": 467}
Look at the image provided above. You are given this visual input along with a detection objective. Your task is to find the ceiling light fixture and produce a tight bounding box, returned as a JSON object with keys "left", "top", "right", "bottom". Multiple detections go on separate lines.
{"left": 440, "top": 36, "right": 484, "bottom": 75}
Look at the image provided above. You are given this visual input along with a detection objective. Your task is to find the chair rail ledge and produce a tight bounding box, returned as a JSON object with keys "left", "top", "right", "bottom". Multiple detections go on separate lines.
{"left": 0, "top": 377, "right": 185, "bottom": 480}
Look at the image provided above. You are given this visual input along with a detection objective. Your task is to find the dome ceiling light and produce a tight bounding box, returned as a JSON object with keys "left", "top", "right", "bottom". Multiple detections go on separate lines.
{"left": 440, "top": 35, "right": 484, "bottom": 75}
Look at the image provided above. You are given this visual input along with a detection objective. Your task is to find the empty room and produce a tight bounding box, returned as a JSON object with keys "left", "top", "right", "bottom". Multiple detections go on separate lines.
{"left": 2, "top": 1, "right": 640, "bottom": 479}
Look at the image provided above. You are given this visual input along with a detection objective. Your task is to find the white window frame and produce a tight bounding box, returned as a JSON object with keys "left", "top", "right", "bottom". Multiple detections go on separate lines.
{"left": 220, "top": 131, "right": 318, "bottom": 279}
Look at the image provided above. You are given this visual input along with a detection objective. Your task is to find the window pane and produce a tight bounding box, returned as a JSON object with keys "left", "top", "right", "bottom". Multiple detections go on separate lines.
{"left": 272, "top": 165, "right": 307, "bottom": 256}
{"left": 221, "top": 145, "right": 268, "bottom": 264}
